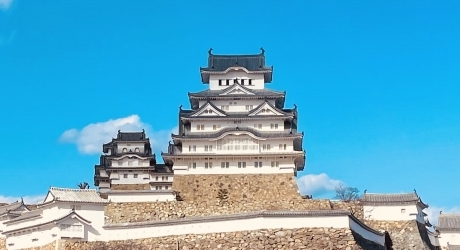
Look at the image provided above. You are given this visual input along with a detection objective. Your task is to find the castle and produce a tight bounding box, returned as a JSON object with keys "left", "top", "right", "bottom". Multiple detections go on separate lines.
{"left": 0, "top": 49, "right": 457, "bottom": 249}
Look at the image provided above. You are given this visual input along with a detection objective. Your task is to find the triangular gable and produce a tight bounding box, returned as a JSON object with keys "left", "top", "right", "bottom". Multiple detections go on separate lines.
{"left": 191, "top": 101, "right": 227, "bottom": 117}
{"left": 56, "top": 212, "right": 92, "bottom": 225}
{"left": 43, "top": 191, "right": 55, "bottom": 203}
{"left": 219, "top": 82, "right": 255, "bottom": 96}
{"left": 248, "top": 101, "right": 288, "bottom": 116}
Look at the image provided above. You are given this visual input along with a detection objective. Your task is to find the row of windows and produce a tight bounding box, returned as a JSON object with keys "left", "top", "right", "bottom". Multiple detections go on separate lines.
{"left": 154, "top": 186, "right": 170, "bottom": 190}
{"left": 116, "top": 161, "right": 145, "bottom": 166}
{"left": 189, "top": 161, "right": 280, "bottom": 169}
{"left": 195, "top": 123, "right": 281, "bottom": 131}
{"left": 218, "top": 79, "right": 253, "bottom": 86}
{"left": 60, "top": 224, "right": 82, "bottom": 232}
{"left": 187, "top": 143, "right": 288, "bottom": 151}
{"left": 117, "top": 173, "right": 169, "bottom": 180}
{"left": 121, "top": 147, "right": 140, "bottom": 153}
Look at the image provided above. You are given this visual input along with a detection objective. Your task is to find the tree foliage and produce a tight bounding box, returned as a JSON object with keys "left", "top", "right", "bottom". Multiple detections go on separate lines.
{"left": 334, "top": 183, "right": 361, "bottom": 202}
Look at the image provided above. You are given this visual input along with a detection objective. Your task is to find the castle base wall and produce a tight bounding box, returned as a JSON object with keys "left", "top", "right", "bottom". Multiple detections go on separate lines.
{"left": 365, "top": 220, "right": 438, "bottom": 250}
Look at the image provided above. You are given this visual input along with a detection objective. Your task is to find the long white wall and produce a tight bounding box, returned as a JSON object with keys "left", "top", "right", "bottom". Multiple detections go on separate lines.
{"left": 363, "top": 204, "right": 425, "bottom": 222}
{"left": 181, "top": 137, "right": 295, "bottom": 155}
{"left": 189, "top": 119, "right": 286, "bottom": 133}
{"left": 438, "top": 232, "right": 460, "bottom": 248}
{"left": 102, "top": 214, "right": 350, "bottom": 241}
{"left": 107, "top": 193, "right": 175, "bottom": 202}
{"left": 209, "top": 71, "right": 265, "bottom": 90}
{"left": 349, "top": 217, "right": 385, "bottom": 246}
{"left": 197, "top": 99, "right": 277, "bottom": 112}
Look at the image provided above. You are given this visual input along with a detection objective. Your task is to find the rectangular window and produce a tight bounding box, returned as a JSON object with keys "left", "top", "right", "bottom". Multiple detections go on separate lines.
{"left": 226, "top": 79, "right": 230, "bottom": 85}
{"left": 221, "top": 162, "right": 229, "bottom": 168}
{"left": 246, "top": 105, "right": 253, "bottom": 110}
{"left": 155, "top": 186, "right": 159, "bottom": 190}
{"left": 279, "top": 144, "right": 287, "bottom": 150}
{"left": 165, "top": 186, "right": 169, "bottom": 190}
{"left": 196, "top": 125, "right": 205, "bottom": 131}
{"left": 123, "top": 174, "right": 128, "bottom": 178}
{"left": 271, "top": 161, "right": 279, "bottom": 167}
{"left": 248, "top": 79, "right": 253, "bottom": 85}
{"left": 238, "top": 162, "right": 246, "bottom": 168}
{"left": 241, "top": 79, "right": 245, "bottom": 85}
{"left": 275, "top": 124, "right": 278, "bottom": 129}
{"left": 205, "top": 145, "right": 208, "bottom": 152}
{"left": 262, "top": 144, "right": 271, "bottom": 151}
{"left": 134, "top": 174, "right": 138, "bottom": 178}
{"left": 117, "top": 162, "right": 122, "bottom": 166}
{"left": 205, "top": 162, "right": 213, "bottom": 169}
{"left": 270, "top": 124, "right": 274, "bottom": 129}
{"left": 254, "top": 161, "right": 263, "bottom": 168}
{"left": 200, "top": 125, "right": 204, "bottom": 130}
{"left": 221, "top": 105, "right": 229, "bottom": 111}
{"left": 193, "top": 145, "right": 196, "bottom": 151}
{"left": 258, "top": 124, "right": 262, "bottom": 129}
{"left": 189, "top": 162, "right": 196, "bottom": 169}
{"left": 189, "top": 145, "right": 192, "bottom": 152}
{"left": 219, "top": 79, "right": 222, "bottom": 86}
{"left": 401, "top": 209, "right": 406, "bottom": 213}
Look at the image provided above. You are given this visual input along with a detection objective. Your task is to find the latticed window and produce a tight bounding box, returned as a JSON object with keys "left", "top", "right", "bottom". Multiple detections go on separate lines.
{"left": 60, "top": 224, "right": 82, "bottom": 232}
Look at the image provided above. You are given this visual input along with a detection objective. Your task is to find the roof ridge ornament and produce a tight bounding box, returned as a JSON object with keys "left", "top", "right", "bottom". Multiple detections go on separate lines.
{"left": 208, "top": 48, "right": 213, "bottom": 55}
{"left": 260, "top": 47, "right": 265, "bottom": 55}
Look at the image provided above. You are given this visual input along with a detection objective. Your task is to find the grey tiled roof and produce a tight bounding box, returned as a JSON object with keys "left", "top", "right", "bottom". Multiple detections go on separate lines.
{"left": 116, "top": 130, "right": 148, "bottom": 141}
{"left": 199, "top": 49, "right": 273, "bottom": 83}
{"left": 45, "top": 187, "right": 108, "bottom": 204}
{"left": 4, "top": 209, "right": 42, "bottom": 224}
{"left": 106, "top": 190, "right": 173, "bottom": 194}
{"left": 0, "top": 201, "right": 25, "bottom": 216}
{"left": 171, "top": 126, "right": 303, "bottom": 140}
{"left": 438, "top": 214, "right": 460, "bottom": 231}
{"left": 362, "top": 193, "right": 419, "bottom": 203}
{"left": 188, "top": 88, "right": 284, "bottom": 99}
{"left": 361, "top": 192, "right": 428, "bottom": 208}
{"left": 180, "top": 100, "right": 295, "bottom": 120}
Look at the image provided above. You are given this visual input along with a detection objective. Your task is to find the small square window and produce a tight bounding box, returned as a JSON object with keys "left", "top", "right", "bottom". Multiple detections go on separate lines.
{"left": 134, "top": 174, "right": 138, "bottom": 178}
{"left": 123, "top": 174, "right": 128, "bottom": 178}
{"left": 401, "top": 209, "right": 406, "bottom": 213}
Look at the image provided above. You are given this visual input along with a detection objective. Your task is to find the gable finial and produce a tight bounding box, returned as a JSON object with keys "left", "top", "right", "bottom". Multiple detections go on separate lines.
{"left": 179, "top": 105, "right": 183, "bottom": 111}
{"left": 364, "top": 189, "right": 367, "bottom": 194}
{"left": 414, "top": 189, "right": 418, "bottom": 196}
{"left": 260, "top": 47, "right": 265, "bottom": 54}
{"left": 208, "top": 48, "right": 213, "bottom": 55}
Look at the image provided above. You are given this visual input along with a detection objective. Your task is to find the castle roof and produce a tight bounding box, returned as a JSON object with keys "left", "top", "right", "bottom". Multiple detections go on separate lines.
{"left": 438, "top": 214, "right": 460, "bottom": 231}
{"left": 2, "top": 211, "right": 91, "bottom": 235}
{"left": 0, "top": 200, "right": 28, "bottom": 216}
{"left": 171, "top": 126, "right": 303, "bottom": 141}
{"left": 188, "top": 86, "right": 285, "bottom": 109}
{"left": 115, "top": 130, "right": 148, "bottom": 141}
{"left": 41, "top": 187, "right": 108, "bottom": 205}
{"left": 361, "top": 192, "right": 428, "bottom": 208}
{"left": 4, "top": 209, "right": 42, "bottom": 224}
{"left": 200, "top": 48, "right": 273, "bottom": 83}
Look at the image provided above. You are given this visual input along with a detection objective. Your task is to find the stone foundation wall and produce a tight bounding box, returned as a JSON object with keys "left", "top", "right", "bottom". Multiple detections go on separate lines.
{"left": 365, "top": 220, "right": 436, "bottom": 250}
{"left": 111, "top": 183, "right": 150, "bottom": 190}
{"left": 330, "top": 201, "right": 364, "bottom": 220}
{"left": 15, "top": 241, "right": 56, "bottom": 250}
{"left": 0, "top": 238, "right": 5, "bottom": 250}
{"left": 172, "top": 174, "right": 305, "bottom": 204}
{"left": 105, "top": 174, "right": 333, "bottom": 224}
{"left": 105, "top": 199, "right": 331, "bottom": 224}
{"left": 60, "top": 228, "right": 385, "bottom": 250}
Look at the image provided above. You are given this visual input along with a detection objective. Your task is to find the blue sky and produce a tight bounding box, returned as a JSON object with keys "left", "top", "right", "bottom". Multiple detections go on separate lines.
{"left": 1, "top": 1, "right": 459, "bottom": 222}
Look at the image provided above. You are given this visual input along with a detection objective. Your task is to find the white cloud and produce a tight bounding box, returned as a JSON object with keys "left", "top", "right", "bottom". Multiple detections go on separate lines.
{"left": 296, "top": 173, "right": 344, "bottom": 196}
{"left": 0, "top": 195, "right": 45, "bottom": 204}
{"left": 59, "top": 115, "right": 176, "bottom": 155}
{"left": 0, "top": 0, "right": 13, "bottom": 10}
{"left": 425, "top": 206, "right": 460, "bottom": 226}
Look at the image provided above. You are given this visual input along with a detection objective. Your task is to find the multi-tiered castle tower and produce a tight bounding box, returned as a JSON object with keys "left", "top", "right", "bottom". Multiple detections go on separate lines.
{"left": 162, "top": 48, "right": 306, "bottom": 176}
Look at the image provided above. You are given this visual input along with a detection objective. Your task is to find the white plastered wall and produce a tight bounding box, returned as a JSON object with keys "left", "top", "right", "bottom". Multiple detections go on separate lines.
{"left": 209, "top": 71, "right": 265, "bottom": 90}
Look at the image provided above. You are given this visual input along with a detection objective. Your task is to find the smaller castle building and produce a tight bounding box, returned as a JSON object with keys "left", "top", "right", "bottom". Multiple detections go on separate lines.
{"left": 93, "top": 130, "right": 175, "bottom": 202}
